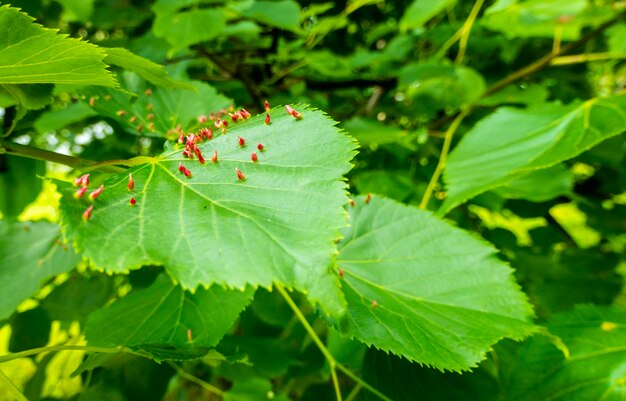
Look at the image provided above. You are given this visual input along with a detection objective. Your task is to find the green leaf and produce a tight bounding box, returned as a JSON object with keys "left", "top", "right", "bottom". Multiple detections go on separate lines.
{"left": 442, "top": 95, "right": 626, "bottom": 214}
{"left": 240, "top": 1, "right": 302, "bottom": 33}
{"left": 85, "top": 274, "right": 254, "bottom": 360}
{"left": 103, "top": 48, "right": 194, "bottom": 89}
{"left": 84, "top": 76, "right": 231, "bottom": 137}
{"left": 152, "top": 9, "right": 227, "bottom": 53}
{"left": 362, "top": 348, "right": 498, "bottom": 401}
{"left": 400, "top": 0, "right": 459, "bottom": 31}
{"left": 57, "top": 0, "right": 94, "bottom": 22}
{"left": 334, "top": 196, "right": 535, "bottom": 372}
{"left": 482, "top": 0, "right": 613, "bottom": 40}
{"left": 0, "top": 5, "right": 116, "bottom": 86}
{"left": 59, "top": 105, "right": 356, "bottom": 315}
{"left": 342, "top": 117, "right": 419, "bottom": 150}
{"left": 505, "top": 305, "right": 626, "bottom": 400}
{"left": 0, "top": 155, "right": 45, "bottom": 217}
{"left": 398, "top": 62, "right": 486, "bottom": 113}
{"left": 493, "top": 164, "right": 573, "bottom": 202}
{"left": 41, "top": 274, "right": 114, "bottom": 322}
{"left": 33, "top": 102, "right": 98, "bottom": 134}
{"left": 0, "top": 221, "right": 80, "bottom": 320}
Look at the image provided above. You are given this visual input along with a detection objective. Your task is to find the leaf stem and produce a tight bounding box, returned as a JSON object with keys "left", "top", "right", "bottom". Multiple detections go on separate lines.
{"left": 275, "top": 284, "right": 392, "bottom": 401}
{"left": 0, "top": 139, "right": 125, "bottom": 172}
{"left": 455, "top": 0, "right": 485, "bottom": 64}
{"left": 0, "top": 368, "right": 29, "bottom": 401}
{"left": 420, "top": 109, "right": 469, "bottom": 209}
{"left": 166, "top": 361, "right": 226, "bottom": 398}
{"left": 0, "top": 344, "right": 122, "bottom": 364}
{"left": 551, "top": 52, "right": 626, "bottom": 65}
{"left": 345, "top": 383, "right": 362, "bottom": 401}
{"left": 275, "top": 284, "right": 342, "bottom": 401}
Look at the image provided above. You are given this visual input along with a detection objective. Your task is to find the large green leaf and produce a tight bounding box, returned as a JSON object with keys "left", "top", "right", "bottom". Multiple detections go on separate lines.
{"left": 59, "top": 105, "right": 356, "bottom": 314}
{"left": 334, "top": 196, "right": 534, "bottom": 372}
{"left": 0, "top": 221, "right": 80, "bottom": 320}
{"left": 239, "top": 1, "right": 302, "bottom": 33}
{"left": 85, "top": 274, "right": 254, "bottom": 360}
{"left": 505, "top": 305, "right": 626, "bottom": 400}
{"left": 442, "top": 95, "right": 626, "bottom": 214}
{"left": 0, "top": 5, "right": 115, "bottom": 86}
{"left": 85, "top": 76, "right": 231, "bottom": 137}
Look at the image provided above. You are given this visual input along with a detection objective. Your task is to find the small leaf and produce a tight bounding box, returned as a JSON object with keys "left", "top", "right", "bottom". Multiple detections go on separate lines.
{"left": 400, "top": 0, "right": 459, "bottom": 31}
{"left": 0, "top": 155, "right": 46, "bottom": 217}
{"left": 60, "top": 106, "right": 356, "bottom": 314}
{"left": 443, "top": 95, "right": 626, "bottom": 213}
{"left": 103, "top": 48, "right": 194, "bottom": 89}
{"left": 505, "top": 305, "right": 626, "bottom": 400}
{"left": 335, "top": 196, "right": 535, "bottom": 372}
{"left": 0, "top": 221, "right": 80, "bottom": 320}
{"left": 0, "top": 5, "right": 116, "bottom": 86}
{"left": 85, "top": 274, "right": 254, "bottom": 360}
{"left": 85, "top": 77, "right": 231, "bottom": 137}
{"left": 152, "top": 9, "right": 226, "bottom": 53}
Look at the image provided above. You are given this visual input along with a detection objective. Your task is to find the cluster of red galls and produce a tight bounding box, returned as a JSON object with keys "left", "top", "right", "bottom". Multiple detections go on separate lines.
{"left": 176, "top": 101, "right": 302, "bottom": 181}
{"left": 73, "top": 174, "right": 103, "bottom": 221}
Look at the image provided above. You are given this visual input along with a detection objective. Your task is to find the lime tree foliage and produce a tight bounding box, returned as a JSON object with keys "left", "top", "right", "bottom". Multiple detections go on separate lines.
{"left": 0, "top": 0, "right": 625, "bottom": 400}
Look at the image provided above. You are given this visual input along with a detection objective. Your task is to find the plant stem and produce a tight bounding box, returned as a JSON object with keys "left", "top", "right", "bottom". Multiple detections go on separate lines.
{"left": 419, "top": 109, "right": 469, "bottom": 209}
{"left": 455, "top": 0, "right": 485, "bottom": 64}
{"left": 167, "top": 361, "right": 226, "bottom": 398}
{"left": 0, "top": 344, "right": 122, "bottom": 364}
{"left": 551, "top": 52, "right": 626, "bottom": 65}
{"left": 275, "top": 284, "right": 342, "bottom": 401}
{"left": 0, "top": 368, "right": 29, "bottom": 401}
{"left": 275, "top": 284, "right": 392, "bottom": 401}
{"left": 0, "top": 139, "right": 125, "bottom": 172}
{"left": 345, "top": 383, "right": 362, "bottom": 401}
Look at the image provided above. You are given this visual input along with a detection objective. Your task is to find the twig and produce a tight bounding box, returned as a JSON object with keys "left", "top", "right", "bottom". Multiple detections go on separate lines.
{"left": 455, "top": 0, "right": 486, "bottom": 64}
{"left": 167, "top": 361, "right": 226, "bottom": 399}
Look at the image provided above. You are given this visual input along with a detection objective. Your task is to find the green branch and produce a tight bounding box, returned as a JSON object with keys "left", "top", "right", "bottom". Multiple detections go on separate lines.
{"left": 0, "top": 344, "right": 123, "bottom": 364}
{"left": 0, "top": 138, "right": 128, "bottom": 172}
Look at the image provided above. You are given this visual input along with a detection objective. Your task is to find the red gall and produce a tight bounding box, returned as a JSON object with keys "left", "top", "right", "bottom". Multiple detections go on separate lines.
{"left": 74, "top": 186, "right": 88, "bottom": 199}
{"left": 230, "top": 113, "right": 239, "bottom": 123}
{"left": 129, "top": 116, "right": 137, "bottom": 123}
{"left": 251, "top": 152, "right": 258, "bottom": 162}
{"left": 144, "top": 88, "right": 152, "bottom": 96}
{"left": 128, "top": 174, "right": 135, "bottom": 190}
{"left": 183, "top": 168, "right": 192, "bottom": 178}
{"left": 187, "top": 329, "right": 193, "bottom": 342}
{"left": 285, "top": 104, "right": 302, "bottom": 119}
{"left": 221, "top": 127, "right": 226, "bottom": 135}
{"left": 89, "top": 97, "right": 95, "bottom": 107}
{"left": 257, "top": 143, "right": 264, "bottom": 151}
{"left": 338, "top": 269, "right": 345, "bottom": 278}
{"left": 89, "top": 185, "right": 104, "bottom": 200}
{"left": 74, "top": 174, "right": 90, "bottom": 187}
{"left": 211, "top": 150, "right": 218, "bottom": 163}
{"left": 178, "top": 132, "right": 185, "bottom": 144}
{"left": 264, "top": 100, "right": 270, "bottom": 111}
{"left": 240, "top": 109, "right": 251, "bottom": 119}
{"left": 82, "top": 205, "right": 94, "bottom": 221}
{"left": 195, "top": 148, "right": 205, "bottom": 164}
{"left": 236, "top": 168, "right": 245, "bottom": 181}
{"left": 198, "top": 115, "right": 208, "bottom": 123}
{"left": 349, "top": 199, "right": 355, "bottom": 207}
{"left": 365, "top": 194, "right": 372, "bottom": 204}
{"left": 116, "top": 110, "right": 127, "bottom": 116}
{"left": 178, "top": 163, "right": 185, "bottom": 173}
{"left": 371, "top": 299, "right": 378, "bottom": 308}
{"left": 148, "top": 122, "right": 155, "bottom": 131}
{"left": 137, "top": 123, "right": 143, "bottom": 133}
{"left": 130, "top": 197, "right": 136, "bottom": 206}
{"left": 238, "top": 136, "right": 246, "bottom": 147}
{"left": 147, "top": 113, "right": 154, "bottom": 121}
{"left": 264, "top": 113, "right": 271, "bottom": 125}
